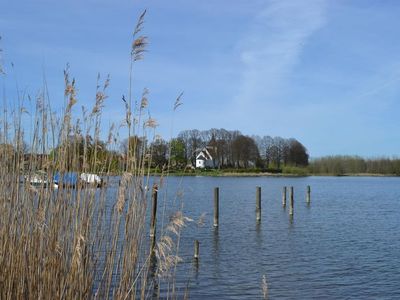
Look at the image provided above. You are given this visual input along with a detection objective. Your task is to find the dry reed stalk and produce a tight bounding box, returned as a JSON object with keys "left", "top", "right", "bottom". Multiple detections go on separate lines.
{"left": 154, "top": 211, "right": 192, "bottom": 284}
{"left": 0, "top": 9, "right": 190, "bottom": 300}
{"left": 0, "top": 36, "right": 5, "bottom": 75}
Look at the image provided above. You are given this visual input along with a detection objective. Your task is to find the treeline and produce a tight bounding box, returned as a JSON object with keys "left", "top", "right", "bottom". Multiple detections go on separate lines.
{"left": 23, "top": 128, "right": 309, "bottom": 172}
{"left": 309, "top": 156, "right": 400, "bottom": 175}
{"left": 158, "top": 128, "right": 309, "bottom": 169}
{"left": 8, "top": 134, "right": 400, "bottom": 175}
{"left": 50, "top": 135, "right": 121, "bottom": 172}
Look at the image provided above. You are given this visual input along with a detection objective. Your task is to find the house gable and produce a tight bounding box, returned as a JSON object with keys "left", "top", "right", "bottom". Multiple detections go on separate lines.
{"left": 195, "top": 147, "right": 215, "bottom": 168}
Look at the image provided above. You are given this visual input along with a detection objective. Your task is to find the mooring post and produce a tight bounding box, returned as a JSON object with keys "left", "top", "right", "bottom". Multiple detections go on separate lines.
{"left": 306, "top": 185, "right": 311, "bottom": 204}
{"left": 194, "top": 240, "right": 200, "bottom": 259}
{"left": 289, "top": 186, "right": 294, "bottom": 216}
{"left": 150, "top": 184, "right": 158, "bottom": 252}
{"left": 214, "top": 187, "right": 219, "bottom": 227}
{"left": 282, "top": 186, "right": 287, "bottom": 207}
{"left": 256, "top": 186, "right": 261, "bottom": 222}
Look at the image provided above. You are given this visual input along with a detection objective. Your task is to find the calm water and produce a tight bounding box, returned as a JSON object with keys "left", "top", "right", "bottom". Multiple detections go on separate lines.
{"left": 148, "top": 176, "right": 400, "bottom": 299}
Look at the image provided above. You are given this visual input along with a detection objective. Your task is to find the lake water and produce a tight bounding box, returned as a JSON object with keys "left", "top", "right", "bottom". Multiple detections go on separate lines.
{"left": 149, "top": 176, "right": 400, "bottom": 299}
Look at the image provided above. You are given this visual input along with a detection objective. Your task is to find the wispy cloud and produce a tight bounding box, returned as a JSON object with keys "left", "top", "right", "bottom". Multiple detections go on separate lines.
{"left": 234, "top": 0, "right": 328, "bottom": 110}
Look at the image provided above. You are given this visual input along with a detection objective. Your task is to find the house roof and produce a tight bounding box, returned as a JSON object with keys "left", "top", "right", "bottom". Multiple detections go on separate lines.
{"left": 196, "top": 153, "right": 207, "bottom": 161}
{"left": 196, "top": 147, "right": 213, "bottom": 160}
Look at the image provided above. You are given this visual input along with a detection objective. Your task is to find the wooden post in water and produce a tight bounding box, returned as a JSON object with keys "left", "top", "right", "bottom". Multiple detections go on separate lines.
{"left": 306, "top": 185, "right": 311, "bottom": 204}
{"left": 282, "top": 186, "right": 287, "bottom": 207}
{"left": 214, "top": 187, "right": 219, "bottom": 227}
{"left": 150, "top": 184, "right": 158, "bottom": 252}
{"left": 194, "top": 240, "right": 199, "bottom": 259}
{"left": 289, "top": 186, "right": 294, "bottom": 216}
{"left": 256, "top": 186, "right": 261, "bottom": 222}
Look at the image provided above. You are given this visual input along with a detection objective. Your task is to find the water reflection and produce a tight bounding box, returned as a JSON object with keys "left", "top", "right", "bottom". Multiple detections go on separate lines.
{"left": 192, "top": 258, "right": 199, "bottom": 280}
{"left": 289, "top": 214, "right": 294, "bottom": 228}
{"left": 212, "top": 227, "right": 219, "bottom": 255}
{"left": 255, "top": 222, "right": 262, "bottom": 249}
{"left": 211, "top": 226, "right": 220, "bottom": 280}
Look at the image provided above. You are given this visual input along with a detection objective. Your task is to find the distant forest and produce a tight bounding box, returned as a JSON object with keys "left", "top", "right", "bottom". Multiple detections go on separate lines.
{"left": 309, "top": 156, "right": 400, "bottom": 175}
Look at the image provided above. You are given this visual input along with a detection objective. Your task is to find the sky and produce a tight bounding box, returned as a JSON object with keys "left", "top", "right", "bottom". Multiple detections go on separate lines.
{"left": 1, "top": 0, "right": 400, "bottom": 157}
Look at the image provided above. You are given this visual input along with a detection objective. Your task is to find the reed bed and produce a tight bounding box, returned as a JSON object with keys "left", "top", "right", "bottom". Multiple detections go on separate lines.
{"left": 0, "top": 11, "right": 188, "bottom": 299}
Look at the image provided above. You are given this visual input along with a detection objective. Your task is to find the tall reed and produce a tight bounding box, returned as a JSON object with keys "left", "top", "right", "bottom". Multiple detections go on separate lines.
{"left": 0, "top": 10, "right": 188, "bottom": 299}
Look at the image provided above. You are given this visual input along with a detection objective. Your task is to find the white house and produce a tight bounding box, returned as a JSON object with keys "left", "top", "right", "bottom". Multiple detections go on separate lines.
{"left": 195, "top": 147, "right": 215, "bottom": 169}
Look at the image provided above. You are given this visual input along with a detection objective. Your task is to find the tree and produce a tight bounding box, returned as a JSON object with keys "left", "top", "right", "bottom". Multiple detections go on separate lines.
{"left": 121, "top": 135, "right": 145, "bottom": 159}
{"left": 50, "top": 134, "right": 112, "bottom": 172}
{"left": 0, "top": 143, "right": 15, "bottom": 170}
{"left": 287, "top": 139, "right": 309, "bottom": 166}
{"left": 178, "top": 129, "right": 203, "bottom": 165}
{"left": 169, "top": 138, "right": 186, "bottom": 168}
{"left": 268, "top": 144, "right": 280, "bottom": 169}
{"left": 273, "top": 137, "right": 286, "bottom": 169}
{"left": 150, "top": 138, "right": 168, "bottom": 169}
{"left": 231, "top": 135, "right": 259, "bottom": 168}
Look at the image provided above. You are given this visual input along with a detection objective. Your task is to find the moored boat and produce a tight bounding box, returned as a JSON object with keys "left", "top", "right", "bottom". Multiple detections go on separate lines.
{"left": 25, "top": 171, "right": 58, "bottom": 189}
{"left": 80, "top": 173, "right": 103, "bottom": 187}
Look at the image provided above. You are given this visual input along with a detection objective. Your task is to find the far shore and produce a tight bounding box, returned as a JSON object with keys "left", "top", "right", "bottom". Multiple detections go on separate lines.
{"left": 148, "top": 171, "right": 400, "bottom": 178}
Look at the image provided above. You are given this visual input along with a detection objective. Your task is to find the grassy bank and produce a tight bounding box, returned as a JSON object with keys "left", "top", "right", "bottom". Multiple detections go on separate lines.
{"left": 150, "top": 168, "right": 309, "bottom": 177}
{"left": 150, "top": 167, "right": 400, "bottom": 177}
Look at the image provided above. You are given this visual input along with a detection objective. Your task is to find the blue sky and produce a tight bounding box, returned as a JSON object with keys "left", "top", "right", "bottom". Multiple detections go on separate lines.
{"left": 1, "top": 0, "right": 400, "bottom": 157}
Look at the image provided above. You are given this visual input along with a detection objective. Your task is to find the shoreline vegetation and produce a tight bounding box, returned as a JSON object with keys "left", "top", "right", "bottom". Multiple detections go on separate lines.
{"left": 150, "top": 156, "right": 400, "bottom": 177}
{"left": 150, "top": 169, "right": 400, "bottom": 177}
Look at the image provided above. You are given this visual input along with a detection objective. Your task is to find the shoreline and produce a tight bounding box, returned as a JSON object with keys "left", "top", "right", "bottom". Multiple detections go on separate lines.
{"left": 148, "top": 171, "right": 400, "bottom": 178}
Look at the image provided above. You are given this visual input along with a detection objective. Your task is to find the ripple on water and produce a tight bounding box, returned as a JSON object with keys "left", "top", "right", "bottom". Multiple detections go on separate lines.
{"left": 126, "top": 176, "right": 400, "bottom": 299}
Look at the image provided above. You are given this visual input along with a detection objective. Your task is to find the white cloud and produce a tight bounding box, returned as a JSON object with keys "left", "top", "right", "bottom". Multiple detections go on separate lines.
{"left": 234, "top": 0, "right": 328, "bottom": 110}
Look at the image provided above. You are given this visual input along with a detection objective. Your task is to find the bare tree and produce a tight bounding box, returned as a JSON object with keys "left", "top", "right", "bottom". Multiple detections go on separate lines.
{"left": 232, "top": 135, "right": 259, "bottom": 168}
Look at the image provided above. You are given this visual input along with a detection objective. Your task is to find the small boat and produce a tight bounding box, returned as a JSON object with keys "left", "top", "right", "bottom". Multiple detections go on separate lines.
{"left": 25, "top": 171, "right": 58, "bottom": 189}
{"left": 80, "top": 173, "right": 103, "bottom": 187}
